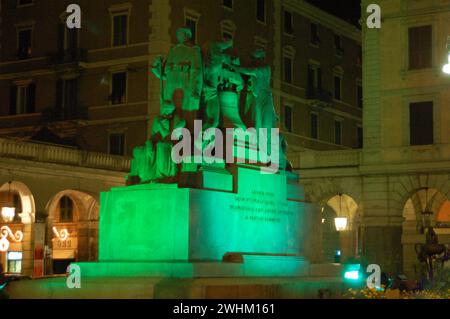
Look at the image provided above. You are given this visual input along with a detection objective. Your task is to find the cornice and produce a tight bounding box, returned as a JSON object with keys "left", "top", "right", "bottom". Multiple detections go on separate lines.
{"left": 284, "top": 0, "right": 361, "bottom": 43}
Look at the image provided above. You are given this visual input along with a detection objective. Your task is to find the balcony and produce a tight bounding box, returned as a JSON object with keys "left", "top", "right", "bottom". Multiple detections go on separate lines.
{"left": 0, "top": 138, "right": 130, "bottom": 172}
{"left": 289, "top": 149, "right": 361, "bottom": 170}
{"left": 48, "top": 48, "right": 88, "bottom": 66}
{"left": 41, "top": 106, "right": 88, "bottom": 122}
{"left": 305, "top": 87, "right": 332, "bottom": 104}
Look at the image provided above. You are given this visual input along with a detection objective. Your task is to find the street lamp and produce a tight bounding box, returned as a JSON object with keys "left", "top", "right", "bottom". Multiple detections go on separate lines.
{"left": 443, "top": 36, "right": 450, "bottom": 74}
{"left": 335, "top": 217, "right": 348, "bottom": 231}
{"left": 1, "top": 181, "right": 15, "bottom": 223}
{"left": 334, "top": 194, "right": 348, "bottom": 232}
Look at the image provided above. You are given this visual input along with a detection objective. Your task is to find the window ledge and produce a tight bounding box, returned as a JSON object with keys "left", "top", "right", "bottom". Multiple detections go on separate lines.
{"left": 256, "top": 19, "right": 267, "bottom": 26}
{"left": 0, "top": 112, "right": 41, "bottom": 120}
{"left": 400, "top": 67, "right": 438, "bottom": 78}
{"left": 222, "top": 6, "right": 234, "bottom": 12}
{"left": 281, "top": 81, "right": 304, "bottom": 91}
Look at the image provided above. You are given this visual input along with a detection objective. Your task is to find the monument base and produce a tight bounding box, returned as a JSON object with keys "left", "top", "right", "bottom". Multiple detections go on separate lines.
{"left": 75, "top": 255, "right": 310, "bottom": 278}
{"left": 6, "top": 263, "right": 347, "bottom": 299}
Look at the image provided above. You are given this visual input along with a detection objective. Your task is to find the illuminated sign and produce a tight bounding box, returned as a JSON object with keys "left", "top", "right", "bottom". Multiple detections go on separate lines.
{"left": 52, "top": 226, "right": 69, "bottom": 241}
{"left": 0, "top": 226, "right": 23, "bottom": 252}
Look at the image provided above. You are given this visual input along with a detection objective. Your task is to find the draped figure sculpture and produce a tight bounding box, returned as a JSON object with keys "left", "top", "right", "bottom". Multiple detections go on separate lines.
{"left": 230, "top": 49, "right": 277, "bottom": 131}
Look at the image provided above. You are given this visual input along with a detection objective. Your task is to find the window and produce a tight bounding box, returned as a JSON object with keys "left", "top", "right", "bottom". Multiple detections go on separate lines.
{"left": 7, "top": 252, "right": 22, "bottom": 274}
{"left": 334, "top": 35, "right": 343, "bottom": 55}
{"left": 334, "top": 76, "right": 342, "bottom": 100}
{"left": 9, "top": 82, "right": 35, "bottom": 115}
{"left": 112, "top": 14, "right": 128, "bottom": 46}
{"left": 63, "top": 79, "right": 78, "bottom": 114}
{"left": 56, "top": 78, "right": 78, "bottom": 117}
{"left": 307, "top": 64, "right": 321, "bottom": 89}
{"left": 283, "top": 55, "right": 293, "bottom": 83}
{"left": 310, "top": 23, "right": 320, "bottom": 45}
{"left": 356, "top": 45, "right": 362, "bottom": 66}
{"left": 18, "top": 28, "right": 32, "bottom": 59}
{"left": 58, "top": 23, "right": 78, "bottom": 52}
{"left": 223, "top": 0, "right": 233, "bottom": 9}
{"left": 357, "top": 126, "right": 363, "bottom": 148}
{"left": 17, "top": 0, "right": 33, "bottom": 7}
{"left": 310, "top": 113, "right": 318, "bottom": 139}
{"left": 111, "top": 72, "right": 127, "bottom": 104}
{"left": 256, "top": 0, "right": 266, "bottom": 23}
{"left": 410, "top": 102, "right": 433, "bottom": 146}
{"left": 221, "top": 20, "right": 236, "bottom": 41}
{"left": 408, "top": 25, "right": 432, "bottom": 70}
{"left": 13, "top": 193, "right": 22, "bottom": 223}
{"left": 254, "top": 36, "right": 267, "bottom": 50}
{"left": 65, "top": 28, "right": 78, "bottom": 51}
{"left": 185, "top": 18, "right": 197, "bottom": 44}
{"left": 222, "top": 31, "right": 233, "bottom": 41}
{"left": 109, "top": 133, "right": 125, "bottom": 156}
{"left": 284, "top": 105, "right": 292, "bottom": 132}
{"left": 284, "top": 10, "right": 293, "bottom": 34}
{"left": 334, "top": 120, "right": 342, "bottom": 145}
{"left": 59, "top": 196, "right": 73, "bottom": 222}
{"left": 357, "top": 83, "right": 363, "bottom": 108}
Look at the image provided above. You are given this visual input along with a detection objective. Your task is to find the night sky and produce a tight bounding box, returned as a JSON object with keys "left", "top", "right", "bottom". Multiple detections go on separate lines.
{"left": 306, "top": 0, "right": 361, "bottom": 27}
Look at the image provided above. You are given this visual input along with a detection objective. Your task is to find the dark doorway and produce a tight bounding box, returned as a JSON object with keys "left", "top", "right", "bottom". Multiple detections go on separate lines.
{"left": 52, "top": 259, "right": 75, "bottom": 274}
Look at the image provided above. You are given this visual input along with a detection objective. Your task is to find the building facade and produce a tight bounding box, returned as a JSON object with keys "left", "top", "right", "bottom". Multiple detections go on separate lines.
{"left": 0, "top": 0, "right": 362, "bottom": 277}
{"left": 0, "top": 0, "right": 362, "bottom": 155}
{"left": 291, "top": 0, "right": 450, "bottom": 278}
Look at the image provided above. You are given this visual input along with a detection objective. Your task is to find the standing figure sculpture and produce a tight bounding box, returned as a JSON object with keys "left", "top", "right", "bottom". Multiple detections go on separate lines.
{"left": 153, "top": 27, "right": 203, "bottom": 128}
{"left": 202, "top": 39, "right": 246, "bottom": 130}
{"left": 231, "top": 49, "right": 278, "bottom": 131}
{"left": 230, "top": 49, "right": 279, "bottom": 156}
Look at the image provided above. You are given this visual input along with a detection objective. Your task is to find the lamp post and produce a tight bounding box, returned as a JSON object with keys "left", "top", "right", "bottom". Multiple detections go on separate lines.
{"left": 1, "top": 181, "right": 15, "bottom": 223}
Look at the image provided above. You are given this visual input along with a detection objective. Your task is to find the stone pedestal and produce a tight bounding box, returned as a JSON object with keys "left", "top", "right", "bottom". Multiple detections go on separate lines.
{"left": 76, "top": 165, "right": 317, "bottom": 278}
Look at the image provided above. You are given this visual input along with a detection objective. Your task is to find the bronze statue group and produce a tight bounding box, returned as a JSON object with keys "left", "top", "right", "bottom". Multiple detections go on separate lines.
{"left": 128, "top": 27, "right": 289, "bottom": 184}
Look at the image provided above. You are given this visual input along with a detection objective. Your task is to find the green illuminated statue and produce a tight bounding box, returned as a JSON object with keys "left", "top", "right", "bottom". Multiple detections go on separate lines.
{"left": 128, "top": 33, "right": 288, "bottom": 185}
{"left": 154, "top": 27, "right": 203, "bottom": 115}
{"left": 126, "top": 113, "right": 185, "bottom": 184}
{"left": 230, "top": 49, "right": 278, "bottom": 131}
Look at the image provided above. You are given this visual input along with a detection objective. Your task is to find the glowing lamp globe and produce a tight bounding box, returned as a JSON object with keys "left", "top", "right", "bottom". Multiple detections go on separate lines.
{"left": 1, "top": 206, "right": 15, "bottom": 223}
{"left": 334, "top": 217, "right": 348, "bottom": 232}
{"left": 443, "top": 63, "right": 450, "bottom": 75}
{"left": 443, "top": 53, "right": 450, "bottom": 75}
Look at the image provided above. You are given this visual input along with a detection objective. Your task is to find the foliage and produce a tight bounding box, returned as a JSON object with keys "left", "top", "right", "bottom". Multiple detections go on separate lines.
{"left": 345, "top": 287, "right": 450, "bottom": 299}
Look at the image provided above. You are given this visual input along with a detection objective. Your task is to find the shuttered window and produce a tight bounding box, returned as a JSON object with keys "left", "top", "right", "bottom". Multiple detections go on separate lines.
{"left": 113, "top": 14, "right": 128, "bottom": 46}
{"left": 409, "top": 25, "right": 432, "bottom": 70}
{"left": 9, "top": 83, "right": 35, "bottom": 115}
{"left": 410, "top": 102, "right": 433, "bottom": 145}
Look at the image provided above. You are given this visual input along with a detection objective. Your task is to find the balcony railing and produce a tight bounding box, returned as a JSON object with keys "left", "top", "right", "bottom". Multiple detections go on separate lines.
{"left": 0, "top": 138, "right": 130, "bottom": 172}
{"left": 41, "top": 106, "right": 88, "bottom": 122}
{"left": 305, "top": 87, "right": 332, "bottom": 103}
{"left": 289, "top": 149, "right": 361, "bottom": 169}
{"left": 48, "top": 48, "right": 88, "bottom": 65}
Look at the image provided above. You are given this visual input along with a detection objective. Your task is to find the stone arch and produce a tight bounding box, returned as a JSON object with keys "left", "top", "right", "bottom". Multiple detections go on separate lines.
{"left": 400, "top": 184, "right": 450, "bottom": 278}
{"left": 46, "top": 190, "right": 99, "bottom": 223}
{"left": 317, "top": 191, "right": 360, "bottom": 264}
{"left": 402, "top": 188, "right": 448, "bottom": 228}
{"left": 0, "top": 181, "right": 36, "bottom": 224}
{"left": 304, "top": 177, "right": 361, "bottom": 208}
{"left": 45, "top": 189, "right": 100, "bottom": 273}
{"left": 390, "top": 173, "right": 450, "bottom": 215}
